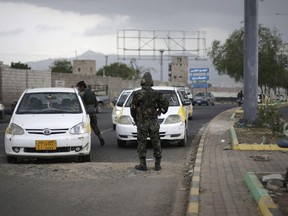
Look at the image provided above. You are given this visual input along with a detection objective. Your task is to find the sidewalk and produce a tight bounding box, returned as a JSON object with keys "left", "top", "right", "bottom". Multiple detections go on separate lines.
{"left": 186, "top": 108, "right": 288, "bottom": 216}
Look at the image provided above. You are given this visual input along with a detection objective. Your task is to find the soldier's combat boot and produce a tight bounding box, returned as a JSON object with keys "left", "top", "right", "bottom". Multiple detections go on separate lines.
{"left": 155, "top": 158, "right": 161, "bottom": 171}
{"left": 135, "top": 157, "right": 147, "bottom": 171}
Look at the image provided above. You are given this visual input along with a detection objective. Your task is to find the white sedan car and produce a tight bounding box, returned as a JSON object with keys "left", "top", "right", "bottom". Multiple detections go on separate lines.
{"left": 111, "top": 89, "right": 133, "bottom": 130}
{"left": 5, "top": 87, "right": 92, "bottom": 163}
{"left": 116, "top": 86, "right": 191, "bottom": 147}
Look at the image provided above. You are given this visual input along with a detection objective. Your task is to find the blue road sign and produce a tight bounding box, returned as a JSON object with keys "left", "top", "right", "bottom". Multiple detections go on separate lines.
{"left": 190, "top": 75, "right": 209, "bottom": 81}
{"left": 192, "top": 83, "right": 209, "bottom": 88}
{"left": 190, "top": 68, "right": 209, "bottom": 73}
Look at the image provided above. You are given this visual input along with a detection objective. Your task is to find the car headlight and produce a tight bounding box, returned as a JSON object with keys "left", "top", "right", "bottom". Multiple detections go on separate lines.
{"left": 118, "top": 115, "right": 133, "bottom": 125}
{"left": 6, "top": 123, "right": 24, "bottom": 135}
{"left": 164, "top": 115, "right": 182, "bottom": 124}
{"left": 70, "top": 122, "right": 87, "bottom": 134}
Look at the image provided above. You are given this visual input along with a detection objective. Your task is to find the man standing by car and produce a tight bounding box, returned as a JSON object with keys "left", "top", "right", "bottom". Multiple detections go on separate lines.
{"left": 76, "top": 81, "right": 105, "bottom": 146}
{"left": 130, "top": 72, "right": 169, "bottom": 171}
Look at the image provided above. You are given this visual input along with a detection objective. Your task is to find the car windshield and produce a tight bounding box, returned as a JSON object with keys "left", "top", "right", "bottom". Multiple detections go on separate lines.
{"left": 116, "top": 91, "right": 131, "bottom": 106}
{"left": 16, "top": 92, "right": 82, "bottom": 114}
{"left": 125, "top": 89, "right": 179, "bottom": 107}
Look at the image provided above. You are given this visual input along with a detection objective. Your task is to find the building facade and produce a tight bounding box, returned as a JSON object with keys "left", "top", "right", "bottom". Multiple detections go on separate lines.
{"left": 168, "top": 56, "right": 188, "bottom": 86}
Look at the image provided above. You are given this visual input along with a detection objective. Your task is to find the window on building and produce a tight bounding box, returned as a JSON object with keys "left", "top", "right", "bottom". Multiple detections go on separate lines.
{"left": 78, "top": 68, "right": 81, "bottom": 73}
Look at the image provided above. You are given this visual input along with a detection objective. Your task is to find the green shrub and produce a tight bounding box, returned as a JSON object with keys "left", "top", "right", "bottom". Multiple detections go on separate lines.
{"left": 253, "top": 105, "right": 285, "bottom": 134}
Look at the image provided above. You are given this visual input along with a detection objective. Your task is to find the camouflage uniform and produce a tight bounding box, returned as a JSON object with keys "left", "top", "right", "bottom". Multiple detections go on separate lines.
{"left": 77, "top": 81, "right": 105, "bottom": 146}
{"left": 130, "top": 72, "right": 169, "bottom": 171}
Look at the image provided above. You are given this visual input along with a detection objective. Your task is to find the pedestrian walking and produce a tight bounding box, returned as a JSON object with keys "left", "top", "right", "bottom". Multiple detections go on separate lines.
{"left": 130, "top": 72, "right": 169, "bottom": 171}
{"left": 237, "top": 90, "right": 243, "bottom": 106}
{"left": 76, "top": 81, "right": 105, "bottom": 146}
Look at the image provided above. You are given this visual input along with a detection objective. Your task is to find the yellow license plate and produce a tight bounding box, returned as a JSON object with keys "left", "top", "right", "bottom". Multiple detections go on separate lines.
{"left": 35, "top": 140, "right": 57, "bottom": 150}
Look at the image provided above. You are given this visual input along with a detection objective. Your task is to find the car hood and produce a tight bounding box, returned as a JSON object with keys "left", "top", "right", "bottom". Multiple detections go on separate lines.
{"left": 11, "top": 114, "right": 85, "bottom": 129}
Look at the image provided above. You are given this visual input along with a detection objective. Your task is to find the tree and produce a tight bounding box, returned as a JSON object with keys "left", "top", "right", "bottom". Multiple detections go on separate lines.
{"left": 208, "top": 25, "right": 287, "bottom": 93}
{"left": 97, "top": 62, "right": 136, "bottom": 80}
{"left": 50, "top": 59, "right": 73, "bottom": 73}
{"left": 10, "top": 62, "right": 31, "bottom": 69}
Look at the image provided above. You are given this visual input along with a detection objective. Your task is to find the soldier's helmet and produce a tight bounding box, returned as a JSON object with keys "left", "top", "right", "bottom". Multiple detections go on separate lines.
{"left": 140, "top": 72, "right": 154, "bottom": 86}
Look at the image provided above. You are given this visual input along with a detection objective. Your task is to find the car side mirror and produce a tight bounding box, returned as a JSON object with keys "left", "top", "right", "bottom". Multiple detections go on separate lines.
{"left": 117, "top": 101, "right": 124, "bottom": 107}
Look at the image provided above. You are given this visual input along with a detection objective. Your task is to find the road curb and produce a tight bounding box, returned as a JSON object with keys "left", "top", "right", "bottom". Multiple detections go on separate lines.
{"left": 244, "top": 172, "right": 282, "bottom": 216}
{"left": 186, "top": 125, "right": 208, "bottom": 216}
{"left": 229, "top": 127, "right": 288, "bottom": 151}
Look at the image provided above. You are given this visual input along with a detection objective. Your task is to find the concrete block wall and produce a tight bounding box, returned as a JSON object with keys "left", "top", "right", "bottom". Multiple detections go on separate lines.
{"left": 0, "top": 64, "right": 50, "bottom": 106}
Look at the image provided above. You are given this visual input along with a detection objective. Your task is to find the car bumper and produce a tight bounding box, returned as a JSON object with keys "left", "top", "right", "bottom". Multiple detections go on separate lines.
{"left": 5, "top": 134, "right": 91, "bottom": 158}
{"left": 116, "top": 122, "right": 186, "bottom": 141}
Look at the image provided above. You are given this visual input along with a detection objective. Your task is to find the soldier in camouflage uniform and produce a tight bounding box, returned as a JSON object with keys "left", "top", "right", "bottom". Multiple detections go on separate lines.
{"left": 130, "top": 72, "right": 169, "bottom": 171}
{"left": 76, "top": 81, "right": 105, "bottom": 146}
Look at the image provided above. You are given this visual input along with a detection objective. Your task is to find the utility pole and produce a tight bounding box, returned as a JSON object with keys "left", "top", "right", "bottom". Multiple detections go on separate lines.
{"left": 103, "top": 55, "right": 108, "bottom": 77}
{"left": 243, "top": 0, "right": 259, "bottom": 124}
{"left": 159, "top": 49, "right": 164, "bottom": 82}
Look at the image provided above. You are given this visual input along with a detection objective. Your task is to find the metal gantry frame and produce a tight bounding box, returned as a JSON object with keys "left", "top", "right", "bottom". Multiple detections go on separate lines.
{"left": 117, "top": 29, "right": 207, "bottom": 61}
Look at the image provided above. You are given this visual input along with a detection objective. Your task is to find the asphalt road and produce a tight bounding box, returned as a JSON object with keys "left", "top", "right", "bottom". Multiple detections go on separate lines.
{"left": 0, "top": 103, "right": 236, "bottom": 216}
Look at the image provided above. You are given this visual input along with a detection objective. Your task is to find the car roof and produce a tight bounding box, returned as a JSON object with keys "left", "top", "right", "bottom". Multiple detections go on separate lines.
{"left": 133, "top": 86, "right": 178, "bottom": 91}
{"left": 24, "top": 87, "right": 77, "bottom": 93}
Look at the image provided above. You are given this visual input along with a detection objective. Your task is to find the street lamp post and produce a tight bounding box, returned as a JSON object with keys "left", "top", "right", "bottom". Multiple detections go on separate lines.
{"left": 103, "top": 55, "right": 108, "bottom": 77}
{"left": 159, "top": 49, "right": 164, "bottom": 82}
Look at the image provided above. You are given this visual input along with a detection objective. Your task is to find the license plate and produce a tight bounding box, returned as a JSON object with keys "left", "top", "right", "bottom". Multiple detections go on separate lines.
{"left": 35, "top": 140, "right": 57, "bottom": 150}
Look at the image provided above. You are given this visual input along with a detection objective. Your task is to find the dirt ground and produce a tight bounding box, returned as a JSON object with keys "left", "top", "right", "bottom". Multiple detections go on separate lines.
{"left": 234, "top": 127, "right": 288, "bottom": 215}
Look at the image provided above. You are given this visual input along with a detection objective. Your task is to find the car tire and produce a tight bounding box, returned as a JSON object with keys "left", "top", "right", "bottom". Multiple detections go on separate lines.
{"left": 117, "top": 139, "right": 126, "bottom": 148}
{"left": 79, "top": 154, "right": 91, "bottom": 162}
{"left": 178, "top": 128, "right": 187, "bottom": 147}
{"left": 6, "top": 156, "right": 17, "bottom": 163}
{"left": 97, "top": 103, "right": 103, "bottom": 113}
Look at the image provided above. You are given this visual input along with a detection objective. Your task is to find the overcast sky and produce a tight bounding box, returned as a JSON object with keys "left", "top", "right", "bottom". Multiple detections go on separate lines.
{"left": 0, "top": 0, "right": 287, "bottom": 65}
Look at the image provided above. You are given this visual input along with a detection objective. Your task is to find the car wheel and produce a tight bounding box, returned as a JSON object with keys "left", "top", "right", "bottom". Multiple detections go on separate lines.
{"left": 117, "top": 139, "right": 126, "bottom": 148}
{"left": 6, "top": 156, "right": 17, "bottom": 163}
{"left": 97, "top": 103, "right": 103, "bottom": 113}
{"left": 178, "top": 128, "right": 187, "bottom": 147}
{"left": 79, "top": 154, "right": 91, "bottom": 162}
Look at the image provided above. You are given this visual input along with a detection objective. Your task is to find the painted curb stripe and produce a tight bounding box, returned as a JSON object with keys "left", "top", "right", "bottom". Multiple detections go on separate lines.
{"left": 230, "top": 127, "right": 288, "bottom": 151}
{"left": 186, "top": 125, "right": 208, "bottom": 215}
{"left": 244, "top": 172, "right": 282, "bottom": 216}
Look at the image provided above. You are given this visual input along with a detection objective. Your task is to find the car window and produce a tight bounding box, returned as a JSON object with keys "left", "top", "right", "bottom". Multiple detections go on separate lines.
{"left": 125, "top": 89, "right": 179, "bottom": 107}
{"left": 16, "top": 92, "right": 82, "bottom": 114}
{"left": 116, "top": 91, "right": 131, "bottom": 106}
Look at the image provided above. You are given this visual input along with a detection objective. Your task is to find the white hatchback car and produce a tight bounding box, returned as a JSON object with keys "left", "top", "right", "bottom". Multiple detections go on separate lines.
{"left": 116, "top": 86, "right": 191, "bottom": 147}
{"left": 5, "top": 87, "right": 92, "bottom": 163}
{"left": 111, "top": 89, "right": 133, "bottom": 130}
